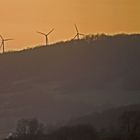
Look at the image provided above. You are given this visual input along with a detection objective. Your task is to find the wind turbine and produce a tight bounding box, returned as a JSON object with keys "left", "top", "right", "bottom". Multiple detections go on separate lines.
{"left": 73, "top": 24, "right": 85, "bottom": 40}
{"left": 0, "top": 35, "right": 13, "bottom": 53}
{"left": 37, "top": 29, "right": 54, "bottom": 46}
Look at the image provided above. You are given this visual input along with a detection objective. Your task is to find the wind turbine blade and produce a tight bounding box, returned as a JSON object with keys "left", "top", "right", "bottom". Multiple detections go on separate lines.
{"left": 80, "top": 33, "right": 85, "bottom": 36}
{"left": 73, "top": 35, "right": 77, "bottom": 40}
{"left": 0, "top": 35, "right": 3, "bottom": 40}
{"left": 4, "top": 39, "right": 13, "bottom": 41}
{"left": 47, "top": 28, "right": 54, "bottom": 36}
{"left": 37, "top": 31, "right": 46, "bottom": 36}
{"left": 74, "top": 24, "right": 79, "bottom": 33}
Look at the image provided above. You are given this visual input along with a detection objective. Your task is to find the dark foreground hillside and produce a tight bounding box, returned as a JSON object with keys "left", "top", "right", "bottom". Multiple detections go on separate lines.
{"left": 0, "top": 34, "right": 140, "bottom": 138}
{"left": 69, "top": 104, "right": 140, "bottom": 130}
{"left": 4, "top": 104, "right": 140, "bottom": 140}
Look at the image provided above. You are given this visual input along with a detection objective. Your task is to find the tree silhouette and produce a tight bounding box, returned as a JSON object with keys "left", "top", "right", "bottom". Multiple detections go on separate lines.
{"left": 15, "top": 118, "right": 44, "bottom": 139}
{"left": 48, "top": 124, "right": 98, "bottom": 140}
{"left": 120, "top": 111, "right": 140, "bottom": 140}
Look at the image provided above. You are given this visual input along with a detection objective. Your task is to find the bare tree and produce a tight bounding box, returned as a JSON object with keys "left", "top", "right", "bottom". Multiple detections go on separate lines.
{"left": 120, "top": 111, "right": 140, "bottom": 140}
{"left": 15, "top": 118, "right": 44, "bottom": 138}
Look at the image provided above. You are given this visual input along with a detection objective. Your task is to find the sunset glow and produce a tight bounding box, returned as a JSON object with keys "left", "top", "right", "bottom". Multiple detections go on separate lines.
{"left": 0, "top": 0, "right": 140, "bottom": 50}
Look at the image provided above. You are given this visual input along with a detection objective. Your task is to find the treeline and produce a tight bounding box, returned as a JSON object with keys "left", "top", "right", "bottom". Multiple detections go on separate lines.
{"left": 4, "top": 110, "right": 140, "bottom": 140}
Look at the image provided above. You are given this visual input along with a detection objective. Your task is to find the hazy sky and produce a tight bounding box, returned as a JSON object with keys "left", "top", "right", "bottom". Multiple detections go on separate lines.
{"left": 0, "top": 0, "right": 140, "bottom": 50}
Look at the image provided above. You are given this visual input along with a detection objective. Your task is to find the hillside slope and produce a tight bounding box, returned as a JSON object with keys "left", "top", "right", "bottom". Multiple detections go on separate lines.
{"left": 0, "top": 34, "right": 140, "bottom": 137}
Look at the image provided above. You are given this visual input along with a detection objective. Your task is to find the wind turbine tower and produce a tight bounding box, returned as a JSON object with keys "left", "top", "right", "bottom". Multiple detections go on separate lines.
{"left": 0, "top": 35, "right": 13, "bottom": 53}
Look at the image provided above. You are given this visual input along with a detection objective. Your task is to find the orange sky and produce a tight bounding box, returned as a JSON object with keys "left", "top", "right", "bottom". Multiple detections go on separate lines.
{"left": 0, "top": 0, "right": 140, "bottom": 51}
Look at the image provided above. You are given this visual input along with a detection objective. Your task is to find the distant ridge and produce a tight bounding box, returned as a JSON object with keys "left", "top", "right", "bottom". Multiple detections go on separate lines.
{"left": 1, "top": 33, "right": 140, "bottom": 55}
{"left": 1, "top": 33, "right": 140, "bottom": 90}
